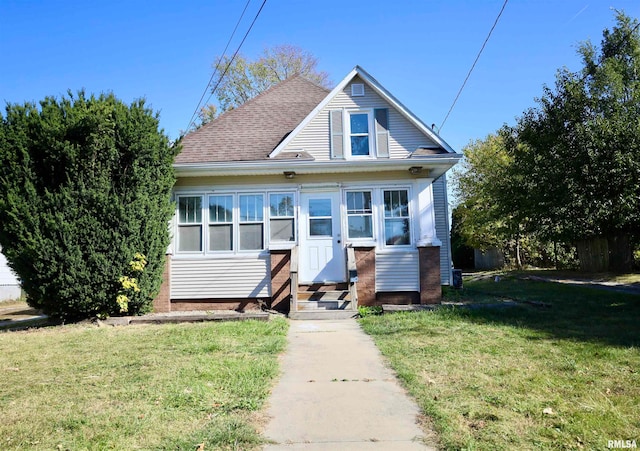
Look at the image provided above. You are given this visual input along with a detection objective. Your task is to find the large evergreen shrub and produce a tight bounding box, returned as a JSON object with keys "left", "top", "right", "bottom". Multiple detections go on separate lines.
{"left": 0, "top": 92, "right": 179, "bottom": 320}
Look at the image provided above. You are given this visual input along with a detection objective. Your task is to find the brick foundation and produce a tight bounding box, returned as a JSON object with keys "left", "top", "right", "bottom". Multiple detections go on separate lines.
{"left": 353, "top": 247, "right": 376, "bottom": 306}
{"left": 270, "top": 249, "right": 292, "bottom": 313}
{"left": 376, "top": 291, "right": 420, "bottom": 304}
{"left": 419, "top": 246, "right": 441, "bottom": 304}
{"left": 152, "top": 254, "right": 172, "bottom": 313}
{"left": 170, "top": 299, "right": 262, "bottom": 311}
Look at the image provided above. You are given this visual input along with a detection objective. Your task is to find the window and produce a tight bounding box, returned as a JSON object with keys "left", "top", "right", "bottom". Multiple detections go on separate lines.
{"left": 349, "top": 112, "right": 371, "bottom": 156}
{"left": 270, "top": 193, "right": 295, "bottom": 241}
{"left": 178, "top": 196, "right": 202, "bottom": 252}
{"left": 384, "top": 190, "right": 410, "bottom": 245}
{"left": 346, "top": 191, "right": 373, "bottom": 239}
{"left": 209, "top": 195, "right": 233, "bottom": 251}
{"left": 239, "top": 194, "right": 264, "bottom": 250}
{"left": 308, "top": 198, "right": 332, "bottom": 236}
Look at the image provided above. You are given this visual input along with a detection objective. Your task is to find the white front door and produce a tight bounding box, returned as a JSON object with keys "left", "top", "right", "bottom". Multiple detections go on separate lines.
{"left": 299, "top": 191, "right": 345, "bottom": 283}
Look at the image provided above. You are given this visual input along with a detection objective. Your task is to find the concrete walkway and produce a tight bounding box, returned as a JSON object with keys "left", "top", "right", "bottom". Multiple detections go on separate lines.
{"left": 262, "top": 319, "right": 436, "bottom": 450}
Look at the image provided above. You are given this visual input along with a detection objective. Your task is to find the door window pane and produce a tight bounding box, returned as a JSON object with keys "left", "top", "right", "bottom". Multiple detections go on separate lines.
{"left": 310, "top": 218, "right": 332, "bottom": 236}
{"left": 308, "top": 198, "right": 332, "bottom": 237}
{"left": 309, "top": 199, "right": 331, "bottom": 217}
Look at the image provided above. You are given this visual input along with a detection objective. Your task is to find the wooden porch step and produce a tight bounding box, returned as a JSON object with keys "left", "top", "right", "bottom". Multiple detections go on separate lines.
{"left": 297, "top": 283, "right": 349, "bottom": 292}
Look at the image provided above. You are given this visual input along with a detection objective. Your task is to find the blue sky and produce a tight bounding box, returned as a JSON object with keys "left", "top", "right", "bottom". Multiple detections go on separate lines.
{"left": 1, "top": 0, "right": 639, "bottom": 153}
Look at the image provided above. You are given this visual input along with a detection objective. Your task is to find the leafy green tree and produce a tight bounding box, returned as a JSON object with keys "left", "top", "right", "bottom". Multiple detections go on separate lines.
{"left": 212, "top": 44, "right": 331, "bottom": 112}
{"left": 452, "top": 132, "right": 530, "bottom": 266}
{"left": 512, "top": 12, "right": 640, "bottom": 270}
{"left": 0, "top": 92, "right": 179, "bottom": 320}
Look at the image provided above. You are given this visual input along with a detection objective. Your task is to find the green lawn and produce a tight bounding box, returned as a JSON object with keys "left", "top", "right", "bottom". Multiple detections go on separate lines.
{"left": 0, "top": 318, "right": 288, "bottom": 450}
{"left": 360, "top": 276, "right": 640, "bottom": 450}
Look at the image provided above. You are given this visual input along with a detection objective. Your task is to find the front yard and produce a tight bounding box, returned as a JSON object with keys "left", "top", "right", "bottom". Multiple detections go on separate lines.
{"left": 0, "top": 318, "right": 288, "bottom": 450}
{"left": 360, "top": 275, "right": 640, "bottom": 450}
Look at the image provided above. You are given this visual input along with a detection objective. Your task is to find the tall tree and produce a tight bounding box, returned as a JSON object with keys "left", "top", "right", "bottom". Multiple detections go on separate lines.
{"left": 452, "top": 132, "right": 530, "bottom": 265}
{"left": 212, "top": 44, "right": 331, "bottom": 112}
{"left": 512, "top": 12, "right": 640, "bottom": 270}
{"left": 0, "top": 92, "right": 179, "bottom": 320}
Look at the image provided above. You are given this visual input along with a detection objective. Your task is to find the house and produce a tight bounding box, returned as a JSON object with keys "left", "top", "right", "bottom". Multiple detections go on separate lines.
{"left": 0, "top": 246, "right": 21, "bottom": 301}
{"left": 153, "top": 66, "right": 461, "bottom": 318}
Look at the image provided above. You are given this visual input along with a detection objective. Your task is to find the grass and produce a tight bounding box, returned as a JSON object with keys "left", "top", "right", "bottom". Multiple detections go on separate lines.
{"left": 0, "top": 318, "right": 288, "bottom": 450}
{"left": 512, "top": 269, "right": 640, "bottom": 286}
{"left": 360, "top": 275, "right": 640, "bottom": 450}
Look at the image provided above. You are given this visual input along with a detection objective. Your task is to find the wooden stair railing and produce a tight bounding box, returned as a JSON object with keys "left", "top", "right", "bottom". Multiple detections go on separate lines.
{"left": 346, "top": 245, "right": 358, "bottom": 310}
{"left": 289, "top": 246, "right": 299, "bottom": 313}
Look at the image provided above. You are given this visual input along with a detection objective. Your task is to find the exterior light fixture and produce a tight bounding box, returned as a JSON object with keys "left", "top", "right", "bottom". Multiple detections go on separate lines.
{"left": 408, "top": 166, "right": 423, "bottom": 175}
{"left": 284, "top": 171, "right": 296, "bottom": 179}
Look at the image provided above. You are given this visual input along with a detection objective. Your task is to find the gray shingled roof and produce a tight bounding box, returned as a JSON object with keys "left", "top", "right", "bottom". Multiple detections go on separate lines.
{"left": 176, "top": 75, "right": 330, "bottom": 164}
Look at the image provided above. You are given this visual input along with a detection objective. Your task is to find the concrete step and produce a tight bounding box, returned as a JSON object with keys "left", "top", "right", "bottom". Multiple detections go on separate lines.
{"left": 297, "top": 290, "right": 351, "bottom": 301}
{"left": 297, "top": 300, "right": 352, "bottom": 311}
{"left": 289, "top": 309, "right": 358, "bottom": 320}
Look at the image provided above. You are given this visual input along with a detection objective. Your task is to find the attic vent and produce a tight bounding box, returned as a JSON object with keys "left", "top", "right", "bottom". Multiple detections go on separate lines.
{"left": 351, "top": 83, "right": 365, "bottom": 97}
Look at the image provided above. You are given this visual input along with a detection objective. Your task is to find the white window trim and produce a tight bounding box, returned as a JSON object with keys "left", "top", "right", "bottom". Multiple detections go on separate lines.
{"left": 176, "top": 194, "right": 205, "bottom": 255}
{"left": 344, "top": 189, "right": 375, "bottom": 242}
{"left": 174, "top": 190, "right": 298, "bottom": 257}
{"left": 345, "top": 109, "right": 376, "bottom": 159}
{"left": 341, "top": 185, "right": 415, "bottom": 250}
{"left": 268, "top": 191, "right": 297, "bottom": 246}
{"left": 380, "top": 187, "right": 414, "bottom": 249}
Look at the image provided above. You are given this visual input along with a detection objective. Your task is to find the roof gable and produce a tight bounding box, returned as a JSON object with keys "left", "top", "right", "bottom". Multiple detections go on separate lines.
{"left": 269, "top": 66, "right": 455, "bottom": 158}
{"left": 176, "top": 75, "right": 330, "bottom": 164}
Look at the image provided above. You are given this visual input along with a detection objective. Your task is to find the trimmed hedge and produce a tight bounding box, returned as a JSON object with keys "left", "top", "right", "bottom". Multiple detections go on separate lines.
{"left": 0, "top": 92, "right": 180, "bottom": 320}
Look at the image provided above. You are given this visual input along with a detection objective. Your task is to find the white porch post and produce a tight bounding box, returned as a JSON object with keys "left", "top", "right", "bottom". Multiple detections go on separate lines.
{"left": 415, "top": 178, "right": 441, "bottom": 247}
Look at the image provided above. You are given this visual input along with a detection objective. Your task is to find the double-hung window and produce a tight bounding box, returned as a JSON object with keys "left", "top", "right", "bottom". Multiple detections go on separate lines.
{"left": 208, "top": 195, "right": 233, "bottom": 251}
{"left": 383, "top": 189, "right": 411, "bottom": 246}
{"left": 239, "top": 194, "right": 264, "bottom": 250}
{"left": 346, "top": 191, "right": 373, "bottom": 239}
{"left": 348, "top": 111, "right": 372, "bottom": 156}
{"left": 177, "top": 196, "right": 203, "bottom": 252}
{"left": 269, "top": 193, "right": 295, "bottom": 242}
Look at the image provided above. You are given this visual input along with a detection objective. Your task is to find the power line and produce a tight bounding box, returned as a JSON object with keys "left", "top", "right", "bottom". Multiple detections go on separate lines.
{"left": 184, "top": 0, "right": 259, "bottom": 134}
{"left": 197, "top": 0, "right": 267, "bottom": 125}
{"left": 439, "top": 0, "right": 508, "bottom": 132}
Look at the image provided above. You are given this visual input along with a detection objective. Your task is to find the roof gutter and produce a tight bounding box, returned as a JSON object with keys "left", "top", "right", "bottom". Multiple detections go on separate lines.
{"left": 174, "top": 155, "right": 462, "bottom": 178}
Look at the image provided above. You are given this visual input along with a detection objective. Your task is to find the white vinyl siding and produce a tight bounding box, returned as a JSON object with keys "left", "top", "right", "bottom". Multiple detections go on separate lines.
{"left": 0, "top": 247, "right": 21, "bottom": 301}
{"left": 432, "top": 175, "right": 452, "bottom": 285}
{"left": 375, "top": 251, "right": 419, "bottom": 291}
{"left": 283, "top": 75, "right": 439, "bottom": 160}
{"left": 171, "top": 257, "right": 270, "bottom": 299}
